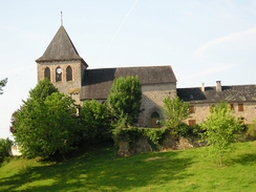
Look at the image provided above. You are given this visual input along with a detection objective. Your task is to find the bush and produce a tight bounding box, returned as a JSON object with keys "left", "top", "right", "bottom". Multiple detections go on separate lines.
{"left": 113, "top": 127, "right": 168, "bottom": 149}
{"left": 246, "top": 120, "right": 256, "bottom": 140}
{"left": 0, "top": 138, "right": 13, "bottom": 163}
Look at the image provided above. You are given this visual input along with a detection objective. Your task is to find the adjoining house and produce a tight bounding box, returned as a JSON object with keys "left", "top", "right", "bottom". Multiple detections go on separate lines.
{"left": 177, "top": 81, "right": 256, "bottom": 125}
{"left": 36, "top": 25, "right": 256, "bottom": 127}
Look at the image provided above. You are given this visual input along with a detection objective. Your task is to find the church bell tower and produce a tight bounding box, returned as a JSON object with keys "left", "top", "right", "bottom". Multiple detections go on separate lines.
{"left": 36, "top": 25, "right": 88, "bottom": 104}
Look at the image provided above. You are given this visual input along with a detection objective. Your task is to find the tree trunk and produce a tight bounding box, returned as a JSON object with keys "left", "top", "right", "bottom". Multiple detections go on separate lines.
{"left": 220, "top": 153, "right": 223, "bottom": 167}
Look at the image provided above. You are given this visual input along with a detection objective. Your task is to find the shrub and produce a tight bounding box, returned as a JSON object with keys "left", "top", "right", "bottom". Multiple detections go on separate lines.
{"left": 0, "top": 138, "right": 13, "bottom": 163}
{"left": 246, "top": 120, "right": 256, "bottom": 141}
{"left": 113, "top": 127, "right": 168, "bottom": 149}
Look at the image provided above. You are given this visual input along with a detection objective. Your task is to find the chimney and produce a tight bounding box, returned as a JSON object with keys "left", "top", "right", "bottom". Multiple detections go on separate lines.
{"left": 216, "top": 81, "right": 222, "bottom": 92}
{"left": 201, "top": 82, "right": 205, "bottom": 92}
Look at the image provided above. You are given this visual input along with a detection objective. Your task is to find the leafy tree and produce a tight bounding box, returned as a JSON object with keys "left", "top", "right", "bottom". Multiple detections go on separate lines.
{"left": 201, "top": 101, "right": 242, "bottom": 166}
{"left": 0, "top": 78, "right": 8, "bottom": 95}
{"left": 11, "top": 79, "right": 80, "bottom": 159}
{"left": 162, "top": 96, "right": 190, "bottom": 132}
{"left": 107, "top": 75, "right": 142, "bottom": 127}
{"left": 80, "top": 100, "right": 112, "bottom": 142}
{"left": 0, "top": 138, "right": 13, "bottom": 163}
{"left": 29, "top": 78, "right": 58, "bottom": 100}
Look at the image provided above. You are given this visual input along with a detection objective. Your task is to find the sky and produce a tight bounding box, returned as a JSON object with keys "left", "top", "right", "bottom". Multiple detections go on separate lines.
{"left": 1, "top": 0, "right": 256, "bottom": 139}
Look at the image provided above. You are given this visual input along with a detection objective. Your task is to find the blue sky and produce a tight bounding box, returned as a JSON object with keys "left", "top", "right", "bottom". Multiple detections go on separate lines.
{"left": 1, "top": 0, "right": 256, "bottom": 139}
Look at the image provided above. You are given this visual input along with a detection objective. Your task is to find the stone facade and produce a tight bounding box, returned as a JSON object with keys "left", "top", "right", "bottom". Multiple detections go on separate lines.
{"left": 186, "top": 103, "right": 256, "bottom": 125}
{"left": 139, "top": 83, "right": 176, "bottom": 127}
{"left": 37, "top": 61, "right": 87, "bottom": 104}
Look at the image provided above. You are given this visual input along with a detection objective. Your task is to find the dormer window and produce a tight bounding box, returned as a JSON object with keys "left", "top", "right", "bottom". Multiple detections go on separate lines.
{"left": 44, "top": 67, "right": 51, "bottom": 81}
{"left": 66, "top": 66, "right": 73, "bottom": 81}
{"left": 56, "top": 67, "right": 62, "bottom": 82}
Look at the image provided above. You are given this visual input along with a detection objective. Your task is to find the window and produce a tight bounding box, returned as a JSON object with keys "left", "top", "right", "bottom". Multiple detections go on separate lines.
{"left": 188, "top": 119, "right": 196, "bottom": 126}
{"left": 229, "top": 104, "right": 234, "bottom": 110}
{"left": 56, "top": 67, "right": 62, "bottom": 82}
{"left": 66, "top": 66, "right": 73, "bottom": 81}
{"left": 189, "top": 105, "right": 195, "bottom": 113}
{"left": 44, "top": 67, "right": 51, "bottom": 81}
{"left": 238, "top": 103, "right": 244, "bottom": 111}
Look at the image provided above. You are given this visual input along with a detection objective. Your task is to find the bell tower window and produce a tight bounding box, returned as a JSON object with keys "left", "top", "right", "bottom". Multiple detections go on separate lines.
{"left": 56, "top": 67, "right": 62, "bottom": 82}
{"left": 44, "top": 67, "right": 51, "bottom": 81}
{"left": 66, "top": 66, "right": 73, "bottom": 81}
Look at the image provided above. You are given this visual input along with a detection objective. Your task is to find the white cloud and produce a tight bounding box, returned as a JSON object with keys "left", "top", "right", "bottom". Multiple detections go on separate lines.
{"left": 193, "top": 27, "right": 256, "bottom": 58}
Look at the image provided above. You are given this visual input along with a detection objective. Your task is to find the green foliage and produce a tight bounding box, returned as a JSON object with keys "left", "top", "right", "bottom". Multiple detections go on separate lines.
{"left": 29, "top": 78, "right": 58, "bottom": 101}
{"left": 201, "top": 101, "right": 242, "bottom": 166}
{"left": 175, "top": 123, "right": 203, "bottom": 138}
{"left": 113, "top": 127, "right": 167, "bottom": 148}
{"left": 162, "top": 96, "right": 190, "bottom": 132}
{"left": 12, "top": 80, "right": 80, "bottom": 159}
{"left": 107, "top": 75, "right": 142, "bottom": 127}
{"left": 246, "top": 119, "right": 256, "bottom": 140}
{"left": 0, "top": 138, "right": 12, "bottom": 163}
{"left": 80, "top": 100, "right": 112, "bottom": 143}
{"left": 0, "top": 78, "right": 7, "bottom": 95}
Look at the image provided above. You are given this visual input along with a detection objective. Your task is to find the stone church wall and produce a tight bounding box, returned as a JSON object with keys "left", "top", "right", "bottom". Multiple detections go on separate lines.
{"left": 138, "top": 83, "right": 177, "bottom": 127}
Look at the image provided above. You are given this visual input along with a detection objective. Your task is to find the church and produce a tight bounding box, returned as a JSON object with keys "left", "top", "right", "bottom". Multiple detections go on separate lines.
{"left": 36, "top": 25, "right": 256, "bottom": 127}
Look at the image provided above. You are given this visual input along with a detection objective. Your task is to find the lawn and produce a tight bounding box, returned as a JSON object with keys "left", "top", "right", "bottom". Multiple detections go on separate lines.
{"left": 0, "top": 141, "right": 256, "bottom": 192}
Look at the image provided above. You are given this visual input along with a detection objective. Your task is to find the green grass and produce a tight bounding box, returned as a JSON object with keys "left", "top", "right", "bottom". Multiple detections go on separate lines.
{"left": 1, "top": 141, "right": 256, "bottom": 192}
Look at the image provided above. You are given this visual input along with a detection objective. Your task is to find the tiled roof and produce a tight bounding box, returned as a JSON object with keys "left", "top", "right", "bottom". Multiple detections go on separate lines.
{"left": 36, "top": 26, "right": 86, "bottom": 65}
{"left": 177, "top": 84, "right": 256, "bottom": 104}
{"left": 80, "top": 66, "right": 177, "bottom": 100}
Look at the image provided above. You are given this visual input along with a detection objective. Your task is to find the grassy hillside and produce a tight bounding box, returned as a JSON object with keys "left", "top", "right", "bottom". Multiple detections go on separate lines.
{"left": 0, "top": 141, "right": 256, "bottom": 192}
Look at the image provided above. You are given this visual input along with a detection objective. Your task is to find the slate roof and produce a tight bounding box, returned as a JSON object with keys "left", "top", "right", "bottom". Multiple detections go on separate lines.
{"left": 177, "top": 84, "right": 256, "bottom": 104}
{"left": 36, "top": 26, "right": 87, "bottom": 65}
{"left": 80, "top": 66, "right": 177, "bottom": 100}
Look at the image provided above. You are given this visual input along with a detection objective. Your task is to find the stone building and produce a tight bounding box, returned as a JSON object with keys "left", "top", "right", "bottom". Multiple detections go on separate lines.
{"left": 36, "top": 25, "right": 177, "bottom": 128}
{"left": 177, "top": 81, "right": 256, "bottom": 125}
{"left": 36, "top": 25, "right": 256, "bottom": 127}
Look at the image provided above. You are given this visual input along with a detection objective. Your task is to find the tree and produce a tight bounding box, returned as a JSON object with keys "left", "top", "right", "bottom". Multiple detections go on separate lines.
{"left": 11, "top": 79, "right": 80, "bottom": 159}
{"left": 201, "top": 101, "right": 242, "bottom": 166}
{"left": 162, "top": 96, "right": 190, "bottom": 132}
{"left": 107, "top": 75, "right": 142, "bottom": 127}
{"left": 0, "top": 78, "right": 8, "bottom": 95}
{"left": 29, "top": 78, "right": 58, "bottom": 100}
{"left": 80, "top": 100, "right": 112, "bottom": 142}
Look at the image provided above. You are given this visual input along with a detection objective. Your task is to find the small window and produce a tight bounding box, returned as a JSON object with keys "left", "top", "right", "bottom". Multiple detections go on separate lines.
{"left": 66, "top": 66, "right": 73, "bottom": 81}
{"left": 189, "top": 105, "right": 195, "bottom": 113}
{"left": 238, "top": 104, "right": 244, "bottom": 111}
{"left": 230, "top": 104, "right": 234, "bottom": 110}
{"left": 56, "top": 67, "right": 62, "bottom": 82}
{"left": 44, "top": 67, "right": 51, "bottom": 81}
{"left": 188, "top": 119, "right": 196, "bottom": 126}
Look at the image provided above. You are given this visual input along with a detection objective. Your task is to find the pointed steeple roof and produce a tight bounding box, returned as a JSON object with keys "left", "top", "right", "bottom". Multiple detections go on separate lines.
{"left": 36, "top": 26, "right": 87, "bottom": 65}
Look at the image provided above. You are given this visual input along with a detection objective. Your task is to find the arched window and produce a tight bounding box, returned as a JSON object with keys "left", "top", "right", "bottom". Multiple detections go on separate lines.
{"left": 56, "top": 67, "right": 62, "bottom": 82}
{"left": 44, "top": 67, "right": 51, "bottom": 81}
{"left": 66, "top": 66, "right": 73, "bottom": 81}
{"left": 151, "top": 111, "right": 160, "bottom": 118}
